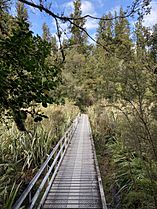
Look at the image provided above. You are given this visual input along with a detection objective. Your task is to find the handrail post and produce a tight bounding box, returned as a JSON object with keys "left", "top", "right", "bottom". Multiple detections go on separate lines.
{"left": 60, "top": 138, "right": 64, "bottom": 157}
{"left": 29, "top": 191, "right": 32, "bottom": 204}
{"left": 46, "top": 165, "right": 50, "bottom": 184}
{"left": 53, "top": 150, "right": 57, "bottom": 171}
{"left": 65, "top": 132, "right": 69, "bottom": 145}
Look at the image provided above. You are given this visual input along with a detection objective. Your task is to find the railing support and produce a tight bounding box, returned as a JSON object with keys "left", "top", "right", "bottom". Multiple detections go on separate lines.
{"left": 29, "top": 191, "right": 31, "bottom": 204}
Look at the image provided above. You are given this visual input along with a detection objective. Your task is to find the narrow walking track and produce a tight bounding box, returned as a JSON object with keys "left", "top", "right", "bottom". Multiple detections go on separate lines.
{"left": 43, "top": 114, "right": 107, "bottom": 209}
{"left": 12, "top": 114, "right": 107, "bottom": 209}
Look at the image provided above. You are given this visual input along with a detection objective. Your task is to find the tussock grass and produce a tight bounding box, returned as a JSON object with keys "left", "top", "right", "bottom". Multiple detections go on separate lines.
{"left": 88, "top": 100, "right": 157, "bottom": 209}
{"left": 0, "top": 101, "right": 79, "bottom": 208}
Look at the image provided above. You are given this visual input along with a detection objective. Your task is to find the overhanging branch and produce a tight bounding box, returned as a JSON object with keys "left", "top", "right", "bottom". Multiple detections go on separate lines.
{"left": 18, "top": 0, "right": 152, "bottom": 54}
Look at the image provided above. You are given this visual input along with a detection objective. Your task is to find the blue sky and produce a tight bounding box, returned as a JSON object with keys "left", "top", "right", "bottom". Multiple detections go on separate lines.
{"left": 11, "top": 0, "right": 157, "bottom": 40}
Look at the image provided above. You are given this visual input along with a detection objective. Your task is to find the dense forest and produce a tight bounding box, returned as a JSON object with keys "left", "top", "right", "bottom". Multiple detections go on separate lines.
{"left": 0, "top": 0, "right": 157, "bottom": 208}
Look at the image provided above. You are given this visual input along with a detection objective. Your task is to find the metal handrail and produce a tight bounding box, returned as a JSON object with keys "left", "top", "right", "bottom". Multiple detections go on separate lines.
{"left": 88, "top": 117, "right": 108, "bottom": 209}
{"left": 12, "top": 114, "right": 80, "bottom": 209}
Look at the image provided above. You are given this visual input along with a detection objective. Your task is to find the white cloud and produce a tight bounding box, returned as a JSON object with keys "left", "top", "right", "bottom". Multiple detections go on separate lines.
{"left": 85, "top": 18, "right": 98, "bottom": 30}
{"left": 81, "top": 1, "right": 95, "bottom": 16}
{"left": 64, "top": 1, "right": 98, "bottom": 30}
{"left": 143, "top": 1, "right": 157, "bottom": 27}
{"left": 81, "top": 1, "right": 98, "bottom": 30}
{"left": 65, "top": 0, "right": 96, "bottom": 16}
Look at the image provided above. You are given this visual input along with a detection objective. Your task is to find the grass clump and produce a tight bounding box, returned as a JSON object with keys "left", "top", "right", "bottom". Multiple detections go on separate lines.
{"left": 0, "top": 101, "right": 79, "bottom": 208}
{"left": 88, "top": 100, "right": 157, "bottom": 209}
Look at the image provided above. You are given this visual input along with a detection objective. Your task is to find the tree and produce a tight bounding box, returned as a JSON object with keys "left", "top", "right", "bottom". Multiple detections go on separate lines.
{"left": 96, "top": 12, "right": 115, "bottom": 54}
{"left": 0, "top": 20, "right": 60, "bottom": 131}
{"left": 134, "top": 19, "right": 150, "bottom": 59}
{"left": 149, "top": 24, "right": 157, "bottom": 62}
{"left": 16, "top": 1, "right": 28, "bottom": 21}
{"left": 16, "top": 0, "right": 152, "bottom": 49}
{"left": 69, "top": 0, "right": 87, "bottom": 54}
{"left": 97, "top": 12, "right": 113, "bottom": 42}
{"left": 51, "top": 35, "right": 58, "bottom": 52}
{"left": 114, "top": 7, "right": 133, "bottom": 60}
{"left": 0, "top": 0, "right": 12, "bottom": 36}
{"left": 42, "top": 22, "right": 51, "bottom": 42}
{"left": 0, "top": 0, "right": 10, "bottom": 12}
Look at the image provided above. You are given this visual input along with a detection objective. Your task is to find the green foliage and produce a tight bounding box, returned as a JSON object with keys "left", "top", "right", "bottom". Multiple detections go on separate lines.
{"left": 62, "top": 5, "right": 157, "bottom": 207}
{"left": 0, "top": 0, "right": 10, "bottom": 12}
{"left": 96, "top": 12, "right": 115, "bottom": 53}
{"left": 42, "top": 22, "right": 52, "bottom": 42}
{"left": 0, "top": 1, "right": 14, "bottom": 37}
{"left": 0, "top": 103, "right": 79, "bottom": 208}
{"left": 62, "top": 48, "right": 92, "bottom": 110}
{"left": 1, "top": 1, "right": 157, "bottom": 208}
{"left": 69, "top": 0, "right": 87, "bottom": 54}
{"left": 88, "top": 103, "right": 157, "bottom": 209}
{"left": 149, "top": 24, "right": 157, "bottom": 62}
{"left": 16, "top": 1, "right": 28, "bottom": 22}
{"left": 4, "top": 181, "right": 21, "bottom": 209}
{"left": 0, "top": 19, "right": 60, "bottom": 130}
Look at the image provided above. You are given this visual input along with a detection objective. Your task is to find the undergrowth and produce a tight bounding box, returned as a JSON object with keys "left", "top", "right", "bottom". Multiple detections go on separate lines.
{"left": 88, "top": 101, "right": 157, "bottom": 209}
{"left": 0, "top": 101, "right": 79, "bottom": 208}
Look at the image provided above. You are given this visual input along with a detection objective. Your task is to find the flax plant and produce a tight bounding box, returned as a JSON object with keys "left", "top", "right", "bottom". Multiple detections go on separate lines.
{"left": 0, "top": 102, "right": 79, "bottom": 208}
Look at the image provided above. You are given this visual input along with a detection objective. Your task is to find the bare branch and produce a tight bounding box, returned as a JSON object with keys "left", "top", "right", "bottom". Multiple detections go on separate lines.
{"left": 19, "top": 0, "right": 151, "bottom": 21}
{"left": 54, "top": 17, "right": 65, "bottom": 62}
{"left": 18, "top": 0, "right": 152, "bottom": 55}
{"left": 18, "top": 0, "right": 111, "bottom": 52}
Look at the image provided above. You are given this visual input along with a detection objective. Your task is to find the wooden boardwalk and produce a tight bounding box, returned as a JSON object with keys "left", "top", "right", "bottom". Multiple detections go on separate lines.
{"left": 43, "top": 114, "right": 107, "bottom": 209}
{"left": 12, "top": 114, "right": 107, "bottom": 209}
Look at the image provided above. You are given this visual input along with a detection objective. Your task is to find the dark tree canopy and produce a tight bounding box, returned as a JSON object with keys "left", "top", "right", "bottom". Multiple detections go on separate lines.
{"left": 0, "top": 5, "right": 61, "bottom": 131}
